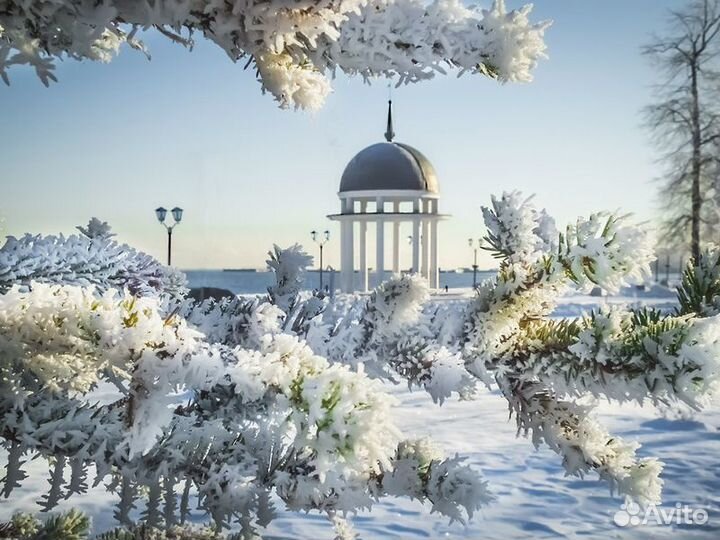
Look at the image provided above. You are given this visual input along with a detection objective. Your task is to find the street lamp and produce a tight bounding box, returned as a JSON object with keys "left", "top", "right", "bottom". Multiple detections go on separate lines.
{"left": 468, "top": 238, "right": 481, "bottom": 288}
{"left": 156, "top": 206, "right": 183, "bottom": 265}
{"left": 311, "top": 229, "right": 330, "bottom": 291}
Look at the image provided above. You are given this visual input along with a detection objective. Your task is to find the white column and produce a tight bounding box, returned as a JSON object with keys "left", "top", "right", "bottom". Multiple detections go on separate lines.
{"left": 340, "top": 220, "right": 349, "bottom": 292}
{"left": 359, "top": 224, "right": 368, "bottom": 292}
{"left": 341, "top": 219, "right": 354, "bottom": 293}
{"left": 392, "top": 201, "right": 400, "bottom": 274}
{"left": 421, "top": 215, "right": 429, "bottom": 280}
{"left": 341, "top": 197, "right": 353, "bottom": 292}
{"left": 430, "top": 219, "right": 439, "bottom": 289}
{"left": 412, "top": 198, "right": 420, "bottom": 274}
{"left": 376, "top": 219, "right": 385, "bottom": 286}
{"left": 412, "top": 217, "right": 420, "bottom": 274}
{"left": 358, "top": 201, "right": 368, "bottom": 291}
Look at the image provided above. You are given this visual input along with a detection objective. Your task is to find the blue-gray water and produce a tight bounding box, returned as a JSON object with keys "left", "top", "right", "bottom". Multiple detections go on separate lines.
{"left": 184, "top": 270, "right": 497, "bottom": 294}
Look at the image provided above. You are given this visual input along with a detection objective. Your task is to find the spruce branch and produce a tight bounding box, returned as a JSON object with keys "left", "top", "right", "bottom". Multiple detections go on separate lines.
{"left": 36, "top": 509, "right": 90, "bottom": 540}
{"left": 677, "top": 247, "right": 720, "bottom": 315}
{"left": 499, "top": 378, "right": 663, "bottom": 506}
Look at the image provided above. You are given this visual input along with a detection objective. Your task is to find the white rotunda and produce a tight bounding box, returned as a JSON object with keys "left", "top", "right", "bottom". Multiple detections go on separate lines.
{"left": 328, "top": 101, "right": 449, "bottom": 293}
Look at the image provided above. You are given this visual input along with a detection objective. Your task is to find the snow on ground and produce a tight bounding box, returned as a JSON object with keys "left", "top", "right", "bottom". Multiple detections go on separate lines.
{"left": 2, "top": 287, "right": 719, "bottom": 539}
{"left": 264, "top": 386, "right": 720, "bottom": 539}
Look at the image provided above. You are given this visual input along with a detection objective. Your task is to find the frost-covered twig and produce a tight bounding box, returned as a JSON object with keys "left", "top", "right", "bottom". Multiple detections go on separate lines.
{"left": 380, "top": 438, "right": 493, "bottom": 523}
{"left": 266, "top": 243, "right": 313, "bottom": 313}
{"left": 76, "top": 217, "right": 115, "bottom": 240}
{"left": 361, "top": 273, "right": 429, "bottom": 343}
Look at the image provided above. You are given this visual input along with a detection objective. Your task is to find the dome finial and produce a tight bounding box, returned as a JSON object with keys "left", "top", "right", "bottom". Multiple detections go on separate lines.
{"left": 384, "top": 98, "right": 395, "bottom": 142}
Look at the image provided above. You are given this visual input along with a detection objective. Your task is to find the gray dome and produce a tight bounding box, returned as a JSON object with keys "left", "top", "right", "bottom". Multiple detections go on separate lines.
{"left": 339, "top": 142, "right": 439, "bottom": 193}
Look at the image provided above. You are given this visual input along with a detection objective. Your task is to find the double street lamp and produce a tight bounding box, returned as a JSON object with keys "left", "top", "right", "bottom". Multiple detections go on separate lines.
{"left": 311, "top": 230, "right": 330, "bottom": 291}
{"left": 155, "top": 206, "right": 183, "bottom": 265}
{"left": 468, "top": 238, "right": 481, "bottom": 288}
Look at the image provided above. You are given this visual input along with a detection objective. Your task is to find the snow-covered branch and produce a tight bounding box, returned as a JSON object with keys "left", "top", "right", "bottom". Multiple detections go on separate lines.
{"left": 0, "top": 0, "right": 550, "bottom": 110}
{"left": 677, "top": 246, "right": 720, "bottom": 316}
{"left": 500, "top": 378, "right": 663, "bottom": 506}
{"left": 181, "top": 294, "right": 284, "bottom": 349}
{"left": 506, "top": 308, "right": 720, "bottom": 409}
{"left": 296, "top": 191, "right": 716, "bottom": 506}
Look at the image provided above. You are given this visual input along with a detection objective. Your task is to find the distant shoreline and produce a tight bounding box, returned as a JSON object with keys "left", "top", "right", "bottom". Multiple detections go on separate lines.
{"left": 185, "top": 268, "right": 498, "bottom": 273}
{"left": 183, "top": 269, "right": 498, "bottom": 295}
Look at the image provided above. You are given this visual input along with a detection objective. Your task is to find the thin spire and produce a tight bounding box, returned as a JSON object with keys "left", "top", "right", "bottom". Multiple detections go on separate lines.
{"left": 384, "top": 99, "right": 395, "bottom": 142}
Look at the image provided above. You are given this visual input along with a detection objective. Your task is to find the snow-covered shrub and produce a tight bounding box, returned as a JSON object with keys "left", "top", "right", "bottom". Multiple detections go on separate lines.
{"left": 181, "top": 295, "right": 284, "bottom": 349}
{"left": 0, "top": 219, "right": 186, "bottom": 298}
{"left": 0, "top": 282, "right": 198, "bottom": 398}
{"left": 282, "top": 191, "right": 720, "bottom": 508}
{"left": 4, "top": 194, "right": 720, "bottom": 535}
{"left": 0, "top": 0, "right": 550, "bottom": 110}
{"left": 0, "top": 222, "right": 488, "bottom": 538}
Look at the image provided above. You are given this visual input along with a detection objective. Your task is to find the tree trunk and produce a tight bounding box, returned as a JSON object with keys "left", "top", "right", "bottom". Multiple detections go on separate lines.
{"left": 690, "top": 61, "right": 703, "bottom": 262}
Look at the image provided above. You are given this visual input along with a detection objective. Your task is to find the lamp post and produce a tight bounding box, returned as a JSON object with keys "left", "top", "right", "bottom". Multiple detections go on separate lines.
{"left": 155, "top": 206, "right": 183, "bottom": 265}
{"left": 468, "top": 238, "right": 481, "bottom": 288}
{"left": 311, "top": 229, "right": 330, "bottom": 291}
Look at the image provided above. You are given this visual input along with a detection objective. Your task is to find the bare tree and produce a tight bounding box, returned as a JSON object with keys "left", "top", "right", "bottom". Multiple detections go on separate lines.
{"left": 644, "top": 0, "right": 720, "bottom": 260}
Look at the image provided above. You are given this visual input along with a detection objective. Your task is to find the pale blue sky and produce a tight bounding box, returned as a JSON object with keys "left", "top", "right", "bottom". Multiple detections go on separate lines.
{"left": 0, "top": 0, "right": 684, "bottom": 270}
